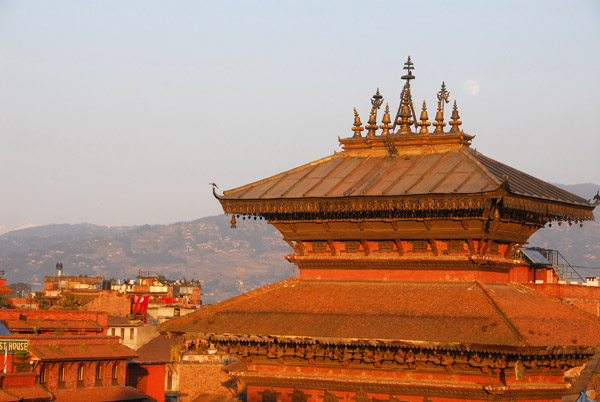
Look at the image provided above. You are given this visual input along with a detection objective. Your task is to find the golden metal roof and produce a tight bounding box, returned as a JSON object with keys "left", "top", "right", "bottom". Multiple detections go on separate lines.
{"left": 220, "top": 146, "right": 589, "bottom": 207}
{"left": 215, "top": 57, "right": 597, "bottom": 222}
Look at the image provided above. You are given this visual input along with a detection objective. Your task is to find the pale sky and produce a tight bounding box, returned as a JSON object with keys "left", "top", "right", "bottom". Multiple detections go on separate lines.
{"left": 1, "top": 0, "right": 599, "bottom": 233}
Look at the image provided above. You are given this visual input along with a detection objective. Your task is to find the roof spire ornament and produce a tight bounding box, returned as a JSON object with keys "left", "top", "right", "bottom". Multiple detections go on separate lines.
{"left": 397, "top": 90, "right": 414, "bottom": 134}
{"left": 448, "top": 100, "right": 462, "bottom": 133}
{"left": 433, "top": 82, "right": 450, "bottom": 134}
{"left": 352, "top": 108, "right": 364, "bottom": 138}
{"left": 401, "top": 56, "right": 415, "bottom": 82}
{"left": 366, "top": 88, "right": 383, "bottom": 137}
{"left": 380, "top": 103, "right": 393, "bottom": 136}
{"left": 418, "top": 101, "right": 431, "bottom": 134}
{"left": 393, "top": 56, "right": 418, "bottom": 133}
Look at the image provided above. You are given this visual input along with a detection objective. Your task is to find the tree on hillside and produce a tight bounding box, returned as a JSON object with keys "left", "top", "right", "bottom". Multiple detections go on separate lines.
{"left": 57, "top": 292, "right": 82, "bottom": 310}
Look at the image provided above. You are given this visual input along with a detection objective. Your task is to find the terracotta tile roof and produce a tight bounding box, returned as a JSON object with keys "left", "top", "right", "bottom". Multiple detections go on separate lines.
{"left": 1, "top": 320, "right": 102, "bottom": 333}
{"left": 161, "top": 278, "right": 600, "bottom": 352}
{"left": 0, "top": 391, "right": 18, "bottom": 402}
{"left": 191, "top": 394, "right": 240, "bottom": 402}
{"left": 220, "top": 148, "right": 591, "bottom": 208}
{"left": 107, "top": 316, "right": 141, "bottom": 327}
{"left": 0, "top": 384, "right": 52, "bottom": 401}
{"left": 51, "top": 386, "right": 152, "bottom": 402}
{"left": 135, "top": 334, "right": 174, "bottom": 363}
{"left": 29, "top": 342, "right": 137, "bottom": 361}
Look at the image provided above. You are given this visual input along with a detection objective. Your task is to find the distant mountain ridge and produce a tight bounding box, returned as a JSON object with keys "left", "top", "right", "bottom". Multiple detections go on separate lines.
{"left": 1, "top": 184, "right": 598, "bottom": 303}
{"left": 0, "top": 216, "right": 293, "bottom": 304}
{"left": 529, "top": 183, "right": 600, "bottom": 277}
{"left": 0, "top": 223, "right": 129, "bottom": 258}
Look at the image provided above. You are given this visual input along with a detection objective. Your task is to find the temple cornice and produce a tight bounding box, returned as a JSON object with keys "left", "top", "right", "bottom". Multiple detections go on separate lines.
{"left": 217, "top": 191, "right": 594, "bottom": 224}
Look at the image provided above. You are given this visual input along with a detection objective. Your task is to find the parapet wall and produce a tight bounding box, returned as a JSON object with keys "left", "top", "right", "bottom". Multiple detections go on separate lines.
{"left": 523, "top": 283, "right": 600, "bottom": 317}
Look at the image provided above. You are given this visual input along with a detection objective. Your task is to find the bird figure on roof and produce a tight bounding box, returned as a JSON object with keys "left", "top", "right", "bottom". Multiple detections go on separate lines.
{"left": 593, "top": 190, "right": 600, "bottom": 205}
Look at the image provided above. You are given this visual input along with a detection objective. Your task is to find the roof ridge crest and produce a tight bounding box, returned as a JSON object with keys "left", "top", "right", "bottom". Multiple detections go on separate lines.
{"left": 474, "top": 281, "right": 528, "bottom": 347}
{"left": 460, "top": 148, "right": 502, "bottom": 190}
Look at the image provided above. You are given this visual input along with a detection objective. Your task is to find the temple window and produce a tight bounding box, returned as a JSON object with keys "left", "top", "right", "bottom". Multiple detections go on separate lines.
{"left": 445, "top": 240, "right": 467, "bottom": 254}
{"left": 129, "top": 328, "right": 135, "bottom": 340}
{"left": 95, "top": 363, "right": 103, "bottom": 386}
{"left": 111, "top": 363, "right": 119, "bottom": 385}
{"left": 77, "top": 364, "right": 85, "bottom": 388}
{"left": 258, "top": 388, "right": 280, "bottom": 402}
{"left": 311, "top": 241, "right": 328, "bottom": 254}
{"left": 411, "top": 240, "right": 429, "bottom": 253}
{"left": 375, "top": 241, "right": 394, "bottom": 253}
{"left": 351, "top": 390, "right": 370, "bottom": 402}
{"left": 39, "top": 365, "right": 47, "bottom": 385}
{"left": 58, "top": 365, "right": 66, "bottom": 389}
{"left": 290, "top": 388, "right": 308, "bottom": 402}
{"left": 343, "top": 241, "right": 361, "bottom": 253}
{"left": 488, "top": 241, "right": 500, "bottom": 255}
{"left": 322, "top": 391, "right": 341, "bottom": 402}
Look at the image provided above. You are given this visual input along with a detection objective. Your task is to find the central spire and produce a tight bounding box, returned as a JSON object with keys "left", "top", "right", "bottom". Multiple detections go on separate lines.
{"left": 393, "top": 56, "right": 418, "bottom": 134}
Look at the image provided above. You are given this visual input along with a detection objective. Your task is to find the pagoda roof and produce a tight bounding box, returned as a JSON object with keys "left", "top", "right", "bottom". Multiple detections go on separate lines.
{"left": 161, "top": 277, "right": 600, "bottom": 354}
{"left": 215, "top": 63, "right": 598, "bottom": 222}
{"left": 221, "top": 142, "right": 585, "bottom": 201}
{"left": 216, "top": 138, "right": 595, "bottom": 222}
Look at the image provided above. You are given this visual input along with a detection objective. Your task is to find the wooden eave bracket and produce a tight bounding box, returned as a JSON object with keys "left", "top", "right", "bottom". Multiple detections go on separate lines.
{"left": 327, "top": 240, "right": 337, "bottom": 256}
{"left": 428, "top": 239, "right": 440, "bottom": 256}
{"left": 360, "top": 240, "right": 371, "bottom": 256}
{"left": 393, "top": 239, "right": 404, "bottom": 255}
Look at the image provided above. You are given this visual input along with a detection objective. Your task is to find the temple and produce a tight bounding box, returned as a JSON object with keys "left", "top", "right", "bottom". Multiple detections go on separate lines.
{"left": 162, "top": 57, "right": 600, "bottom": 401}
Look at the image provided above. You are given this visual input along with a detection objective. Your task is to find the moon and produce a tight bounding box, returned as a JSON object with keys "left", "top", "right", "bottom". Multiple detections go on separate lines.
{"left": 463, "top": 80, "right": 480, "bottom": 96}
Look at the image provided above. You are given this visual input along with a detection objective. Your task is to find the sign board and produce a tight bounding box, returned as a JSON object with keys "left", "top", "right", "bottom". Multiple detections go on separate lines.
{"left": 0, "top": 340, "right": 29, "bottom": 354}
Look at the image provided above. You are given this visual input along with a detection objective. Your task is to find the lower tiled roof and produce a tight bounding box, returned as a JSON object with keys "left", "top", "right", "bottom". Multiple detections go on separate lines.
{"left": 2, "top": 320, "right": 102, "bottom": 333}
{"left": 0, "top": 384, "right": 52, "bottom": 401}
{"left": 51, "top": 386, "right": 152, "bottom": 402}
{"left": 29, "top": 342, "right": 137, "bottom": 361}
{"left": 161, "top": 278, "right": 600, "bottom": 352}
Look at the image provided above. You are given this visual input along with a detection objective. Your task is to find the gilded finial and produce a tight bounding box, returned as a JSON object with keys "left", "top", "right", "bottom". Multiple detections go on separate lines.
{"left": 380, "top": 103, "right": 393, "bottom": 136}
{"left": 396, "top": 91, "right": 413, "bottom": 134}
{"left": 401, "top": 56, "right": 415, "bottom": 82}
{"left": 371, "top": 88, "right": 384, "bottom": 108}
{"left": 352, "top": 108, "right": 364, "bottom": 138}
{"left": 366, "top": 89, "right": 384, "bottom": 137}
{"left": 433, "top": 82, "right": 450, "bottom": 134}
{"left": 366, "top": 110, "right": 377, "bottom": 138}
{"left": 448, "top": 100, "right": 462, "bottom": 133}
{"left": 393, "top": 56, "right": 418, "bottom": 134}
{"left": 418, "top": 101, "right": 430, "bottom": 134}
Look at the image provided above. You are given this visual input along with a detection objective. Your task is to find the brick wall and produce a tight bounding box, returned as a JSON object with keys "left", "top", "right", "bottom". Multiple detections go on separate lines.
{"left": 523, "top": 283, "right": 600, "bottom": 317}
{"left": 39, "top": 359, "right": 126, "bottom": 392}
{"left": 80, "top": 291, "right": 131, "bottom": 317}
{"left": 178, "top": 361, "right": 236, "bottom": 401}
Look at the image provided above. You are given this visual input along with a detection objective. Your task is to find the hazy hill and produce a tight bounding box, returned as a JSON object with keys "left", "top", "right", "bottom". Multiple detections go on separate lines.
{"left": 0, "top": 223, "right": 129, "bottom": 258}
{"left": 0, "top": 216, "right": 293, "bottom": 304}
{"left": 0, "top": 184, "right": 598, "bottom": 303}
{"left": 528, "top": 183, "right": 600, "bottom": 277}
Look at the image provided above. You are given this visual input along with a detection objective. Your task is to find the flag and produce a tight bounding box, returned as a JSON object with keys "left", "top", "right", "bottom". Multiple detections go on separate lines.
{"left": 139, "top": 296, "right": 150, "bottom": 313}
{"left": 132, "top": 295, "right": 143, "bottom": 314}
